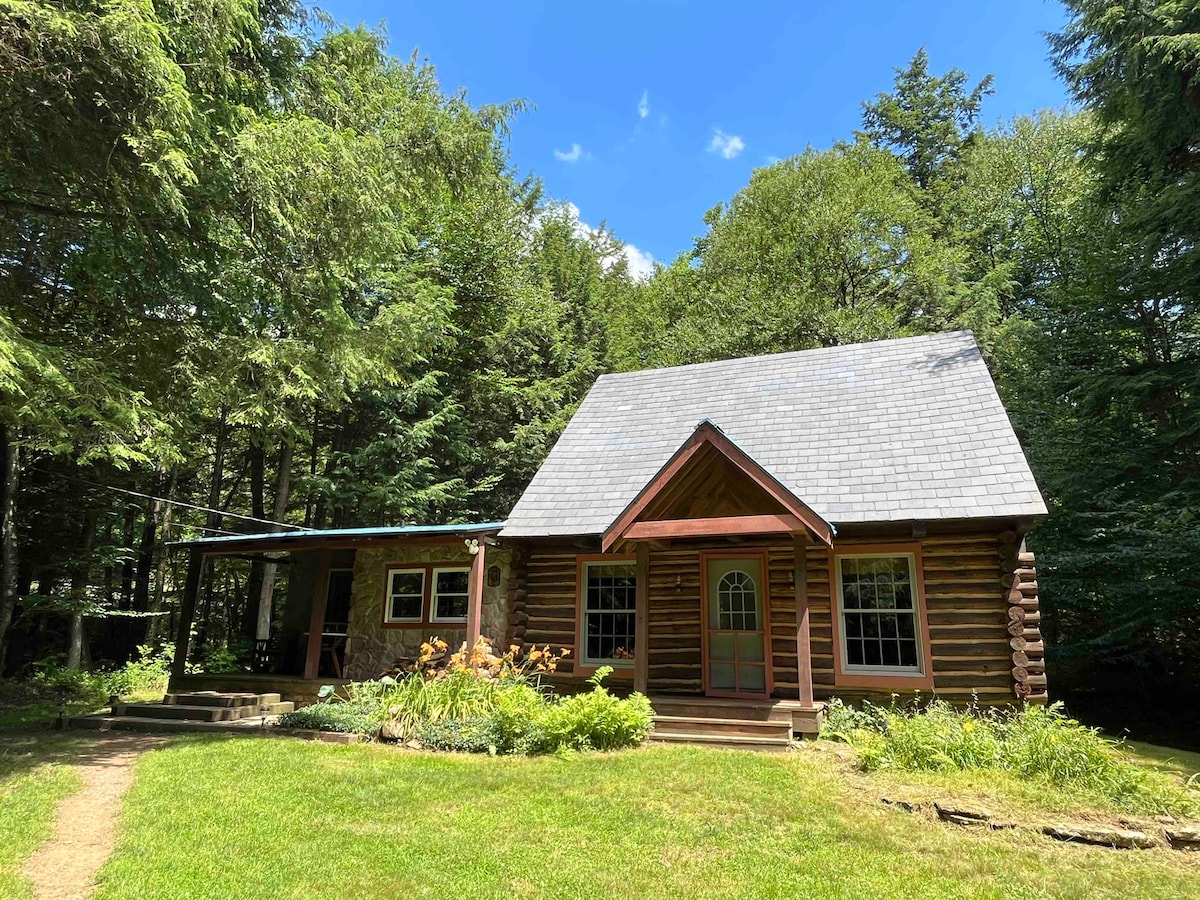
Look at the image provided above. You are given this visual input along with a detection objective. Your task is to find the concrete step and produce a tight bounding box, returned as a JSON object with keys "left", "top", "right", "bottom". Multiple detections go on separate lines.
{"left": 162, "top": 691, "right": 282, "bottom": 707}
{"left": 113, "top": 701, "right": 294, "bottom": 722}
{"left": 651, "top": 715, "right": 793, "bottom": 739}
{"left": 68, "top": 714, "right": 278, "bottom": 734}
{"left": 651, "top": 731, "right": 793, "bottom": 752}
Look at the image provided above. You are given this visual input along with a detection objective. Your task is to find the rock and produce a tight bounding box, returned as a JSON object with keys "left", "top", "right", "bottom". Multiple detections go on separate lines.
{"left": 880, "top": 796, "right": 918, "bottom": 813}
{"left": 379, "top": 720, "right": 406, "bottom": 742}
{"left": 1042, "top": 824, "right": 1156, "bottom": 849}
{"left": 935, "top": 802, "right": 994, "bottom": 824}
{"left": 1165, "top": 827, "right": 1200, "bottom": 851}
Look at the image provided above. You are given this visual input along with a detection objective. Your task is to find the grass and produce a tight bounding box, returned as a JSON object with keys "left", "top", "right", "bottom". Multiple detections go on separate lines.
{"left": 0, "top": 735, "right": 86, "bottom": 899}
{"left": 79, "top": 737, "right": 1200, "bottom": 900}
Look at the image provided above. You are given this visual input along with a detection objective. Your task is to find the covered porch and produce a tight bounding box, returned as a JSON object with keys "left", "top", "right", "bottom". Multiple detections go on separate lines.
{"left": 167, "top": 523, "right": 505, "bottom": 691}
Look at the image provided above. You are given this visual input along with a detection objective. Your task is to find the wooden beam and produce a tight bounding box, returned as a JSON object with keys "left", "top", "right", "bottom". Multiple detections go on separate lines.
{"left": 793, "top": 532, "right": 814, "bottom": 707}
{"left": 623, "top": 513, "right": 806, "bottom": 542}
{"left": 466, "top": 540, "right": 485, "bottom": 647}
{"left": 303, "top": 551, "right": 332, "bottom": 680}
{"left": 634, "top": 542, "right": 649, "bottom": 694}
{"left": 171, "top": 549, "right": 204, "bottom": 679}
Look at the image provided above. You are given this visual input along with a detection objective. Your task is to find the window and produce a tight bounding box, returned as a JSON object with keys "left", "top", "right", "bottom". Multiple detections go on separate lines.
{"left": 716, "top": 570, "right": 758, "bottom": 630}
{"left": 583, "top": 561, "right": 637, "bottom": 665}
{"left": 386, "top": 569, "right": 425, "bottom": 623}
{"left": 431, "top": 567, "right": 470, "bottom": 622}
{"left": 836, "top": 554, "right": 922, "bottom": 674}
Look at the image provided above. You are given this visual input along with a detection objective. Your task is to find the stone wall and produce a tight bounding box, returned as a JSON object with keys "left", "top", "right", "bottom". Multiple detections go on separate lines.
{"left": 342, "top": 544, "right": 511, "bottom": 681}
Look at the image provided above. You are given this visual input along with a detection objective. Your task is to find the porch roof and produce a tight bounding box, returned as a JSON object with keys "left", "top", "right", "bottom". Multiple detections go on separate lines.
{"left": 168, "top": 522, "right": 505, "bottom": 555}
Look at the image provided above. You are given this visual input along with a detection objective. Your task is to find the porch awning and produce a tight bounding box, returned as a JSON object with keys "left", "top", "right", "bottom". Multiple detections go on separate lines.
{"left": 168, "top": 522, "right": 505, "bottom": 556}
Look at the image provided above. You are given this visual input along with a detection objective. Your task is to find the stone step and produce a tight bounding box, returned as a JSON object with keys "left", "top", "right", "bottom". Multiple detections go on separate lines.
{"left": 162, "top": 691, "right": 282, "bottom": 707}
{"left": 652, "top": 715, "right": 793, "bottom": 739}
{"left": 113, "top": 701, "right": 294, "bottom": 722}
{"left": 651, "top": 731, "right": 793, "bottom": 752}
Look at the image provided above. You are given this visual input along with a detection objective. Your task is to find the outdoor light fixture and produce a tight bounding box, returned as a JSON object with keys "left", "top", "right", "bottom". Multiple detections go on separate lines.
{"left": 487, "top": 565, "right": 501, "bottom": 587}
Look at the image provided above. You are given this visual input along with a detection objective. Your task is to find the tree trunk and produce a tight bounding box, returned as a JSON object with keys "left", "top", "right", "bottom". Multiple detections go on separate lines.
{"left": 0, "top": 425, "right": 19, "bottom": 674}
{"left": 256, "top": 441, "right": 292, "bottom": 641}
{"left": 66, "top": 509, "right": 98, "bottom": 671}
{"left": 197, "top": 412, "right": 228, "bottom": 651}
{"left": 131, "top": 468, "right": 163, "bottom": 650}
{"left": 145, "top": 471, "right": 177, "bottom": 645}
{"left": 242, "top": 442, "right": 266, "bottom": 640}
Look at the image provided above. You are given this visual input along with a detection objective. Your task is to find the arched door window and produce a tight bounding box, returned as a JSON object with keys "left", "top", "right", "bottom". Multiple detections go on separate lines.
{"left": 717, "top": 570, "right": 758, "bottom": 631}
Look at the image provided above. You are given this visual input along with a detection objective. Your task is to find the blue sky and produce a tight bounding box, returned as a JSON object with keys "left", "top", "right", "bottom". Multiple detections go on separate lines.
{"left": 320, "top": 1, "right": 1073, "bottom": 275}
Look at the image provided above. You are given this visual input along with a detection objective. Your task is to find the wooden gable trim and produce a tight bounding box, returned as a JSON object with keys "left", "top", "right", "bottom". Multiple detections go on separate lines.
{"left": 622, "top": 513, "right": 807, "bottom": 542}
{"left": 601, "top": 420, "right": 834, "bottom": 551}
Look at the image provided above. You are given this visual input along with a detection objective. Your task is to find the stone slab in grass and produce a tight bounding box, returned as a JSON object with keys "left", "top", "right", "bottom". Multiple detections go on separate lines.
{"left": 1043, "top": 824, "right": 1157, "bottom": 849}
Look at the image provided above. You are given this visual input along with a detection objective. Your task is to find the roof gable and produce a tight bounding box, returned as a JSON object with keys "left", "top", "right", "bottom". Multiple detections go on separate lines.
{"left": 501, "top": 331, "right": 1047, "bottom": 538}
{"left": 601, "top": 420, "right": 834, "bottom": 551}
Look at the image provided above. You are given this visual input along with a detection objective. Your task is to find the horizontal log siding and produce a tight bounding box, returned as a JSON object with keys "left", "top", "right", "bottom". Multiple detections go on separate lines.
{"left": 520, "top": 529, "right": 1030, "bottom": 706}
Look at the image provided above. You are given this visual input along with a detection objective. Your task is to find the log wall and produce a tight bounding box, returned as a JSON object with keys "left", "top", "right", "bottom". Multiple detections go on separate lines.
{"left": 517, "top": 528, "right": 1046, "bottom": 705}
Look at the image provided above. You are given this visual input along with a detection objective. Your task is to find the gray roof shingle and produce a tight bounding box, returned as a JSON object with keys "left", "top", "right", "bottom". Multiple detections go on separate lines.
{"left": 500, "top": 331, "right": 1047, "bottom": 537}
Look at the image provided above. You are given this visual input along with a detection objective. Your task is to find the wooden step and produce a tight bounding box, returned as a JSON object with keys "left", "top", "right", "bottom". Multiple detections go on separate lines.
{"left": 651, "top": 731, "right": 792, "bottom": 752}
{"left": 163, "top": 691, "right": 282, "bottom": 707}
{"left": 652, "top": 715, "right": 792, "bottom": 739}
{"left": 649, "top": 697, "right": 792, "bottom": 723}
{"left": 113, "top": 701, "right": 293, "bottom": 722}
{"left": 68, "top": 715, "right": 278, "bottom": 734}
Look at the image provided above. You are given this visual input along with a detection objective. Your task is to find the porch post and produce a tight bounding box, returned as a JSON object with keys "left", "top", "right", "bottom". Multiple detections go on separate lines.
{"left": 171, "top": 548, "right": 204, "bottom": 679}
{"left": 793, "top": 532, "right": 814, "bottom": 706}
{"left": 634, "top": 542, "right": 649, "bottom": 693}
{"left": 303, "top": 550, "right": 332, "bottom": 680}
{"left": 466, "top": 539, "right": 486, "bottom": 647}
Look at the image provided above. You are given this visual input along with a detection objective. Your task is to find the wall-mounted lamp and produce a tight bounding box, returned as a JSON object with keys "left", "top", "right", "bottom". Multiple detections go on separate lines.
{"left": 788, "top": 571, "right": 795, "bottom": 587}
{"left": 465, "top": 538, "right": 480, "bottom": 556}
{"left": 487, "top": 565, "right": 501, "bottom": 587}
{"left": 675, "top": 575, "right": 682, "bottom": 591}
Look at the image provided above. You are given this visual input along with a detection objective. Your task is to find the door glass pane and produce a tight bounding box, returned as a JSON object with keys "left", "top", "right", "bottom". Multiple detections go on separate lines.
{"left": 709, "top": 663, "right": 736, "bottom": 690}
{"left": 736, "top": 632, "right": 764, "bottom": 662}
{"left": 709, "top": 632, "right": 735, "bottom": 661}
{"left": 738, "top": 664, "right": 766, "bottom": 693}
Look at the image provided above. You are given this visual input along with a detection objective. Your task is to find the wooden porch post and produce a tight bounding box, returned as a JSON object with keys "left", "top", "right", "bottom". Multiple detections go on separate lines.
{"left": 466, "top": 540, "right": 486, "bottom": 647}
{"left": 793, "top": 532, "right": 814, "bottom": 706}
{"left": 634, "top": 542, "right": 649, "bottom": 693}
{"left": 303, "top": 550, "right": 332, "bottom": 680}
{"left": 171, "top": 548, "right": 204, "bottom": 679}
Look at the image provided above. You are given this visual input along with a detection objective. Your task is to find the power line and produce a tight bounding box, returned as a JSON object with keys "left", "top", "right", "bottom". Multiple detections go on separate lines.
{"left": 31, "top": 467, "right": 310, "bottom": 532}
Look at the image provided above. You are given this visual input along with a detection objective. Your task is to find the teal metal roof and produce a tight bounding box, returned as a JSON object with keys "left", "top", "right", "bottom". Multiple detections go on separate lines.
{"left": 169, "top": 522, "right": 506, "bottom": 553}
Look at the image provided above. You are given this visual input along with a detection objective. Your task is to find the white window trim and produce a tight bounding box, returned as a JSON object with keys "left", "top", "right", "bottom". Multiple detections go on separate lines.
{"left": 430, "top": 566, "right": 471, "bottom": 624}
{"left": 581, "top": 560, "right": 637, "bottom": 669}
{"left": 385, "top": 568, "right": 426, "bottom": 624}
{"left": 834, "top": 552, "right": 926, "bottom": 678}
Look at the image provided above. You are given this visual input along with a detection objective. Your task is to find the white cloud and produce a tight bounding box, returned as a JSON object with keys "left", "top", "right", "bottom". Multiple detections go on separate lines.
{"left": 707, "top": 129, "right": 745, "bottom": 160}
{"left": 637, "top": 89, "right": 650, "bottom": 119}
{"left": 551, "top": 202, "right": 656, "bottom": 282}
{"left": 553, "top": 143, "right": 588, "bottom": 163}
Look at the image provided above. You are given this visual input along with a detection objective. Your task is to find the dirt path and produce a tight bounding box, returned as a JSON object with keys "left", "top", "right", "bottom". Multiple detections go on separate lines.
{"left": 22, "top": 734, "right": 166, "bottom": 900}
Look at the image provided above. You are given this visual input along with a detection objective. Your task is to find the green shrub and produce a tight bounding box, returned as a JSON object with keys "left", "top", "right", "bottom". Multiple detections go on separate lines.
{"left": 419, "top": 716, "right": 503, "bottom": 753}
{"left": 522, "top": 670, "right": 654, "bottom": 753}
{"left": 826, "top": 697, "right": 1200, "bottom": 816}
{"left": 277, "top": 701, "right": 378, "bottom": 735}
{"left": 819, "top": 697, "right": 887, "bottom": 739}
{"left": 101, "top": 644, "right": 173, "bottom": 697}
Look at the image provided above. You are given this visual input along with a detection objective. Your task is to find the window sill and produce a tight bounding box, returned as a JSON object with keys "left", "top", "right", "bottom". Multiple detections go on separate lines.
{"left": 834, "top": 670, "right": 934, "bottom": 691}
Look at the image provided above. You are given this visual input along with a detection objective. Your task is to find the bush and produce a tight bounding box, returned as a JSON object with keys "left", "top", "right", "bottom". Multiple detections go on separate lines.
{"left": 419, "top": 716, "right": 503, "bottom": 753}
{"left": 521, "top": 668, "right": 655, "bottom": 753}
{"left": 825, "top": 697, "right": 1200, "bottom": 816}
{"left": 101, "top": 644, "right": 173, "bottom": 697}
{"left": 277, "top": 701, "right": 378, "bottom": 735}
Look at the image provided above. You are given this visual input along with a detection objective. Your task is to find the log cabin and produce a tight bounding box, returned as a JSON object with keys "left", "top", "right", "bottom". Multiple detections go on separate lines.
{"left": 166, "top": 331, "right": 1048, "bottom": 742}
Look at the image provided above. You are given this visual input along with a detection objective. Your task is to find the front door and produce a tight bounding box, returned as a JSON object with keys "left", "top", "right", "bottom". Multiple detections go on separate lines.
{"left": 703, "top": 555, "right": 769, "bottom": 697}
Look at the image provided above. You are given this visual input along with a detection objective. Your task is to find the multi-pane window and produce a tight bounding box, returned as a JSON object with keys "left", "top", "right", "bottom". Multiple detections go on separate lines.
{"left": 837, "top": 555, "right": 921, "bottom": 672}
{"left": 716, "top": 571, "right": 758, "bottom": 630}
{"left": 583, "top": 562, "right": 637, "bottom": 665}
{"left": 431, "top": 568, "right": 470, "bottom": 622}
{"left": 386, "top": 569, "right": 425, "bottom": 623}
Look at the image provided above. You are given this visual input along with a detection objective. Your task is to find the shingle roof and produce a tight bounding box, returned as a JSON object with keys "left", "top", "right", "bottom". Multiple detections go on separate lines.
{"left": 500, "top": 331, "right": 1046, "bottom": 538}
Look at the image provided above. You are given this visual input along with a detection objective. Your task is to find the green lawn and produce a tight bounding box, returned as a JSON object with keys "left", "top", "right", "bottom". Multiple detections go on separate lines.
{"left": 74, "top": 738, "right": 1200, "bottom": 900}
{"left": 0, "top": 734, "right": 85, "bottom": 899}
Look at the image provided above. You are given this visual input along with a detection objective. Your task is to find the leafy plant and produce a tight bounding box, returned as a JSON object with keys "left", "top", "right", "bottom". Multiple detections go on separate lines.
{"left": 101, "top": 644, "right": 174, "bottom": 698}
{"left": 277, "top": 702, "right": 378, "bottom": 736}
{"left": 825, "top": 697, "right": 1200, "bottom": 816}
{"left": 419, "top": 716, "right": 503, "bottom": 753}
